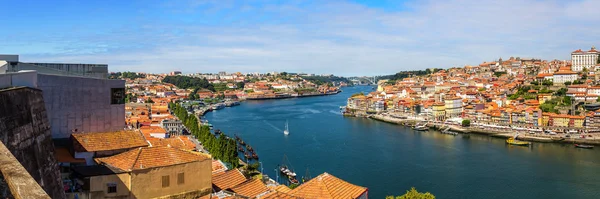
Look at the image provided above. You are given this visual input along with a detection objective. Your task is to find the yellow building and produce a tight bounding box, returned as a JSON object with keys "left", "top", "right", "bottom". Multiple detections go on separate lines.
{"left": 432, "top": 102, "right": 446, "bottom": 121}
{"left": 550, "top": 114, "right": 570, "bottom": 127}
{"left": 571, "top": 115, "right": 585, "bottom": 128}
{"left": 85, "top": 146, "right": 213, "bottom": 199}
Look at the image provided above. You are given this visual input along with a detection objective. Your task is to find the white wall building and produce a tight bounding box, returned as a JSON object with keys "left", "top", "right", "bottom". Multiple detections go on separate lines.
{"left": 571, "top": 47, "right": 599, "bottom": 72}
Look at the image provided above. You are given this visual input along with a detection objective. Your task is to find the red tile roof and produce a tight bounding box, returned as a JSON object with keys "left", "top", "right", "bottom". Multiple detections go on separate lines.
{"left": 212, "top": 169, "right": 247, "bottom": 190}
{"left": 230, "top": 179, "right": 269, "bottom": 198}
{"left": 95, "top": 146, "right": 210, "bottom": 171}
{"left": 288, "top": 172, "right": 367, "bottom": 199}
{"left": 72, "top": 131, "right": 148, "bottom": 152}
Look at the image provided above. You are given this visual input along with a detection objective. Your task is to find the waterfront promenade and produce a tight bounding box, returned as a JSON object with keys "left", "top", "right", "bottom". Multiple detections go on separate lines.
{"left": 368, "top": 113, "right": 600, "bottom": 145}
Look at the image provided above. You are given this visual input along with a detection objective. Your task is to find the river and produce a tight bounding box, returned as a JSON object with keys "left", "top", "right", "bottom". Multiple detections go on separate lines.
{"left": 204, "top": 86, "right": 600, "bottom": 199}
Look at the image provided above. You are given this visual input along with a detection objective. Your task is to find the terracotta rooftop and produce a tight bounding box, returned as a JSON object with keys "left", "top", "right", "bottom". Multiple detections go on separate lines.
{"left": 54, "top": 147, "right": 86, "bottom": 163}
{"left": 147, "top": 136, "right": 196, "bottom": 151}
{"left": 212, "top": 169, "right": 247, "bottom": 190}
{"left": 260, "top": 191, "right": 301, "bottom": 199}
{"left": 95, "top": 146, "right": 210, "bottom": 171}
{"left": 288, "top": 172, "right": 367, "bottom": 199}
{"left": 229, "top": 179, "right": 269, "bottom": 198}
{"left": 212, "top": 160, "right": 227, "bottom": 174}
{"left": 72, "top": 131, "right": 148, "bottom": 152}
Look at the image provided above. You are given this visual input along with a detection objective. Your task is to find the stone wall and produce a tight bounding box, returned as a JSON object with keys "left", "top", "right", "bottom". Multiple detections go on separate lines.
{"left": 0, "top": 87, "right": 65, "bottom": 198}
{"left": 38, "top": 74, "right": 125, "bottom": 138}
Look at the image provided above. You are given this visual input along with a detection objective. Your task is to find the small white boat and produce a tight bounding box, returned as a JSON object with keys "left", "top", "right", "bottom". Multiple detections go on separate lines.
{"left": 284, "top": 120, "right": 289, "bottom": 135}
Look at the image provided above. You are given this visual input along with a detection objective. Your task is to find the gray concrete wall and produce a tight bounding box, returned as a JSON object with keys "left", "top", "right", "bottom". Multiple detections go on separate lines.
{"left": 38, "top": 74, "right": 125, "bottom": 138}
{"left": 0, "top": 87, "right": 65, "bottom": 198}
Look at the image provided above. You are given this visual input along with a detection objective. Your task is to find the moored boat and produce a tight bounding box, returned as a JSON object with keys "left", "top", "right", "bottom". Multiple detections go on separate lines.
{"left": 244, "top": 152, "right": 251, "bottom": 159}
{"left": 575, "top": 144, "right": 594, "bottom": 149}
{"left": 238, "top": 147, "right": 244, "bottom": 152}
{"left": 252, "top": 152, "right": 258, "bottom": 159}
{"left": 551, "top": 137, "right": 565, "bottom": 141}
{"left": 247, "top": 145, "right": 254, "bottom": 152}
{"left": 413, "top": 124, "right": 428, "bottom": 131}
{"left": 506, "top": 137, "right": 531, "bottom": 146}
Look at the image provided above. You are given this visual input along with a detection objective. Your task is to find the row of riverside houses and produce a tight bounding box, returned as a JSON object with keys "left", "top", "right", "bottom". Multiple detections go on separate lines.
{"left": 346, "top": 47, "right": 600, "bottom": 131}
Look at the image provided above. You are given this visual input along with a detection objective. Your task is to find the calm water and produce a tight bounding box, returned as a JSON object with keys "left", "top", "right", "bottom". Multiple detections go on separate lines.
{"left": 205, "top": 86, "right": 600, "bottom": 199}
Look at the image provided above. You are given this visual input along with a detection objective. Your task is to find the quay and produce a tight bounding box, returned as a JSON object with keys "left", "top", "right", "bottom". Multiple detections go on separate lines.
{"left": 367, "top": 113, "right": 600, "bottom": 145}
{"left": 246, "top": 90, "right": 341, "bottom": 100}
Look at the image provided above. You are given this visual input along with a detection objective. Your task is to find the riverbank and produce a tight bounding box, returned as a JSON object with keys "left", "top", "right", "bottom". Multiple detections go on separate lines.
{"left": 367, "top": 113, "right": 600, "bottom": 145}
{"left": 246, "top": 90, "right": 341, "bottom": 100}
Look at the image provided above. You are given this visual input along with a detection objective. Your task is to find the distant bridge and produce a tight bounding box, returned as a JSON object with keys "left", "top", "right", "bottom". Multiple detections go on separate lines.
{"left": 347, "top": 76, "right": 377, "bottom": 85}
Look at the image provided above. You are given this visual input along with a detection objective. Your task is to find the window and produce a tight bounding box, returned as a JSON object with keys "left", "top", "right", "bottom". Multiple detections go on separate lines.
{"left": 111, "top": 88, "right": 125, "bottom": 104}
{"left": 177, "top": 173, "right": 185, "bottom": 185}
{"left": 107, "top": 183, "right": 117, "bottom": 193}
{"left": 162, "top": 175, "right": 170, "bottom": 188}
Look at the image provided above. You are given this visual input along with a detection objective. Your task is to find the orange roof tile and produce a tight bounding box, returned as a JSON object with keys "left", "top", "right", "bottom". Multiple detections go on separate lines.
{"left": 230, "top": 179, "right": 269, "bottom": 198}
{"left": 54, "top": 147, "right": 86, "bottom": 163}
{"left": 261, "top": 191, "right": 301, "bottom": 199}
{"left": 212, "top": 169, "right": 247, "bottom": 190}
{"left": 95, "top": 146, "right": 210, "bottom": 171}
{"left": 147, "top": 136, "right": 196, "bottom": 151}
{"left": 212, "top": 160, "right": 227, "bottom": 174}
{"left": 288, "top": 172, "right": 367, "bottom": 199}
{"left": 72, "top": 131, "right": 148, "bottom": 152}
{"left": 271, "top": 185, "right": 292, "bottom": 193}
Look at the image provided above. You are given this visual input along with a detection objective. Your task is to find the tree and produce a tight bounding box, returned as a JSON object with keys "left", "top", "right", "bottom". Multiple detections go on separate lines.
{"left": 564, "top": 81, "right": 572, "bottom": 86}
{"left": 386, "top": 187, "right": 435, "bottom": 199}
{"left": 351, "top": 92, "right": 365, "bottom": 97}
{"left": 236, "top": 82, "right": 245, "bottom": 89}
{"left": 563, "top": 96, "right": 572, "bottom": 106}
{"left": 144, "top": 98, "right": 154, "bottom": 103}
{"left": 596, "top": 96, "right": 600, "bottom": 102}
{"left": 554, "top": 88, "right": 567, "bottom": 96}
{"left": 462, "top": 119, "right": 471, "bottom": 127}
{"left": 542, "top": 79, "right": 553, "bottom": 86}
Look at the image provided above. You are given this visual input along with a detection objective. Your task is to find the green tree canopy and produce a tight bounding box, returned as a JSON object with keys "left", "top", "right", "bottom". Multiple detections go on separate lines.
{"left": 462, "top": 119, "right": 471, "bottom": 127}
{"left": 162, "top": 75, "right": 215, "bottom": 91}
{"left": 386, "top": 187, "right": 435, "bottom": 199}
{"left": 564, "top": 81, "right": 572, "bottom": 86}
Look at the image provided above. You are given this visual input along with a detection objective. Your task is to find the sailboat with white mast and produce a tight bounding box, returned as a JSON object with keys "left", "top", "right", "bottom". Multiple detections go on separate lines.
{"left": 284, "top": 120, "right": 289, "bottom": 135}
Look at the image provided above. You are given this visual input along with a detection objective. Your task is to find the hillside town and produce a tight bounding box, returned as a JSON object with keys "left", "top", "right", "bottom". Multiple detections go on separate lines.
{"left": 345, "top": 46, "right": 600, "bottom": 140}
{"left": 0, "top": 55, "right": 367, "bottom": 199}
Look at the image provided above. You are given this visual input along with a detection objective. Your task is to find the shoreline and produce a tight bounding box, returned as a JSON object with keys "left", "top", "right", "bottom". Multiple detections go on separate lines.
{"left": 366, "top": 114, "right": 600, "bottom": 145}
{"left": 246, "top": 90, "right": 341, "bottom": 100}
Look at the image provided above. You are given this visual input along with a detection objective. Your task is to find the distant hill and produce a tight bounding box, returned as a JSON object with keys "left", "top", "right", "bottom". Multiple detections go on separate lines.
{"left": 378, "top": 68, "right": 443, "bottom": 81}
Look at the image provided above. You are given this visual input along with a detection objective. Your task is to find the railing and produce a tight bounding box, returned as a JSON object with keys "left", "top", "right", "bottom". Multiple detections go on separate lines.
{"left": 0, "top": 142, "right": 51, "bottom": 199}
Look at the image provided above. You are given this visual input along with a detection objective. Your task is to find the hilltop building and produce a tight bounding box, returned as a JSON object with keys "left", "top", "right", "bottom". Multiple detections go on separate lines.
{"left": 571, "top": 47, "right": 599, "bottom": 72}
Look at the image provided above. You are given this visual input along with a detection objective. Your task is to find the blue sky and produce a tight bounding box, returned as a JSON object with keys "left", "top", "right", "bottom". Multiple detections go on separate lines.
{"left": 1, "top": 0, "right": 599, "bottom": 76}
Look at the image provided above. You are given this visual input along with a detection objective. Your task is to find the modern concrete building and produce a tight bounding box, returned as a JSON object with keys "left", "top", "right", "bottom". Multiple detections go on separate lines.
{"left": 571, "top": 47, "right": 599, "bottom": 72}
{"left": 1, "top": 55, "right": 125, "bottom": 139}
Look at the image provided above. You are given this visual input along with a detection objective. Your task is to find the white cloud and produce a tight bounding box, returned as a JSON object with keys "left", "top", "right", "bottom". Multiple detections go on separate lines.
{"left": 9, "top": 0, "right": 600, "bottom": 76}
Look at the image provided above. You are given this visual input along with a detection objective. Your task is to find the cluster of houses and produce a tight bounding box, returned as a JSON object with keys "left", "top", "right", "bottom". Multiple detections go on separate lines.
{"left": 347, "top": 47, "right": 600, "bottom": 130}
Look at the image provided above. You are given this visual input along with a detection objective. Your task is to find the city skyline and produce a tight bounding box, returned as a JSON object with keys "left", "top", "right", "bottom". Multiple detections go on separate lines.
{"left": 1, "top": 0, "right": 599, "bottom": 76}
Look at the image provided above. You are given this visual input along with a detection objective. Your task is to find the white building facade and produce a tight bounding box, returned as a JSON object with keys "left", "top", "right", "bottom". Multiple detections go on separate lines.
{"left": 571, "top": 47, "right": 599, "bottom": 72}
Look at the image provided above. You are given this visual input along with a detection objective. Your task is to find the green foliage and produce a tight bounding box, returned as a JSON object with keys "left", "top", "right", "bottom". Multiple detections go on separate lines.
{"left": 382, "top": 69, "right": 442, "bottom": 80}
{"left": 530, "top": 81, "right": 539, "bottom": 85}
{"left": 563, "top": 96, "right": 572, "bottom": 106}
{"left": 386, "top": 187, "right": 435, "bottom": 199}
{"left": 573, "top": 79, "right": 584, "bottom": 84}
{"left": 462, "top": 119, "right": 471, "bottom": 127}
{"left": 288, "top": 184, "right": 299, "bottom": 189}
{"left": 108, "top": 71, "right": 145, "bottom": 79}
{"left": 539, "top": 87, "right": 552, "bottom": 94}
{"left": 564, "top": 81, "right": 572, "bottom": 86}
{"left": 162, "top": 76, "right": 215, "bottom": 91}
{"left": 478, "top": 88, "right": 486, "bottom": 91}
{"left": 542, "top": 79, "right": 553, "bottom": 86}
{"left": 494, "top": 71, "right": 507, "bottom": 77}
{"left": 170, "top": 103, "right": 239, "bottom": 168}
{"left": 213, "top": 83, "right": 231, "bottom": 92}
{"left": 236, "top": 82, "right": 245, "bottom": 89}
{"left": 540, "top": 98, "right": 560, "bottom": 114}
{"left": 597, "top": 96, "right": 600, "bottom": 102}
{"left": 294, "top": 88, "right": 317, "bottom": 94}
{"left": 144, "top": 98, "right": 154, "bottom": 103}
{"left": 554, "top": 88, "right": 567, "bottom": 96}
{"left": 125, "top": 93, "right": 135, "bottom": 103}
{"left": 351, "top": 92, "right": 365, "bottom": 97}
{"left": 302, "top": 76, "right": 351, "bottom": 85}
